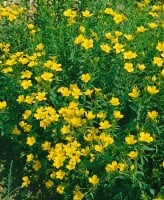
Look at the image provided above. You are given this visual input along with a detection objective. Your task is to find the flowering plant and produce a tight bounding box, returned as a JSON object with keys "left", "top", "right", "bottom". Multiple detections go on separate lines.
{"left": 0, "top": 0, "right": 163, "bottom": 199}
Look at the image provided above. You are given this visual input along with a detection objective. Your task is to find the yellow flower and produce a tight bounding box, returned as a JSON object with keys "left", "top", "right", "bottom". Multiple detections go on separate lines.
{"left": 2, "top": 67, "right": 13, "bottom": 74}
{"left": 124, "top": 34, "right": 134, "bottom": 41}
{"left": 139, "top": 132, "right": 154, "bottom": 143}
{"left": 130, "top": 164, "right": 135, "bottom": 170}
{"left": 60, "top": 125, "right": 70, "bottom": 134}
{"left": 114, "top": 31, "right": 123, "bottom": 37}
{"left": 67, "top": 17, "right": 76, "bottom": 25}
{"left": 12, "top": 126, "right": 21, "bottom": 135}
{"left": 27, "top": 23, "right": 34, "bottom": 29}
{"left": 123, "top": 51, "right": 137, "bottom": 59}
{"left": 81, "top": 73, "right": 91, "bottom": 83}
{"left": 161, "top": 69, "right": 164, "bottom": 77}
{"left": 63, "top": 9, "right": 76, "bottom": 18}
{"left": 26, "top": 136, "right": 36, "bottom": 146}
{"left": 99, "top": 120, "right": 111, "bottom": 129}
{"left": 43, "top": 60, "right": 62, "bottom": 71}
{"left": 152, "top": 5, "right": 160, "bottom": 11}
{"left": 5, "top": 58, "right": 16, "bottom": 65}
{"left": 82, "top": 10, "right": 93, "bottom": 18}
{"left": 111, "top": 37, "right": 119, "bottom": 44}
{"left": 105, "top": 32, "right": 112, "bottom": 39}
{"left": 41, "top": 72, "right": 53, "bottom": 82}
{"left": 57, "top": 87, "right": 70, "bottom": 97}
{"left": 109, "top": 97, "right": 120, "bottom": 106}
{"left": 74, "top": 34, "right": 85, "bottom": 45}
{"left": 21, "top": 80, "right": 33, "bottom": 89}
{"left": 100, "top": 44, "right": 111, "bottom": 53}
{"left": 137, "top": 26, "right": 146, "bottom": 33}
{"left": 151, "top": 75, "right": 157, "bottom": 82}
{"left": 148, "top": 22, "right": 157, "bottom": 29}
{"left": 41, "top": 141, "right": 51, "bottom": 151}
{"left": 73, "top": 190, "right": 84, "bottom": 200}
{"left": 97, "top": 112, "right": 106, "bottom": 119}
{"left": 33, "top": 160, "right": 42, "bottom": 171}
{"left": 61, "top": 125, "right": 70, "bottom": 134}
{"left": 63, "top": 9, "right": 72, "bottom": 17}
{"left": 22, "top": 176, "right": 30, "bottom": 187}
{"left": 137, "top": 64, "right": 146, "bottom": 71}
{"left": 30, "top": 29, "right": 36, "bottom": 35}
{"left": 19, "top": 121, "right": 32, "bottom": 132}
{"left": 52, "top": 155, "right": 65, "bottom": 169}
{"left": 79, "top": 26, "right": 85, "bottom": 33}
{"left": 56, "top": 170, "right": 66, "bottom": 180}
{"left": 125, "top": 135, "right": 137, "bottom": 145}
{"left": 147, "top": 86, "right": 159, "bottom": 95}
{"left": 148, "top": 11, "right": 158, "bottom": 17}
{"left": 113, "top": 13, "right": 126, "bottom": 24}
{"left": 99, "top": 133, "right": 114, "bottom": 147}
{"left": 26, "top": 153, "right": 34, "bottom": 162}
{"left": 19, "top": 57, "right": 29, "bottom": 65}
{"left": 88, "top": 174, "right": 99, "bottom": 185}
{"left": 113, "top": 43, "right": 124, "bottom": 54}
{"left": 25, "top": 95, "right": 35, "bottom": 104}
{"left": 94, "top": 144, "right": 104, "bottom": 152}
{"left": 50, "top": 171, "right": 56, "bottom": 179}
{"left": 22, "top": 109, "right": 32, "bottom": 119}
{"left": 36, "top": 43, "right": 44, "bottom": 51}
{"left": 21, "top": 70, "right": 32, "bottom": 78}
{"left": 105, "top": 161, "right": 118, "bottom": 172}
{"left": 156, "top": 42, "right": 164, "bottom": 52}
{"left": 85, "top": 111, "right": 96, "bottom": 120}
{"left": 81, "top": 38, "right": 93, "bottom": 49}
{"left": 56, "top": 185, "right": 64, "bottom": 194}
{"left": 143, "top": 0, "right": 150, "bottom": 5}
{"left": 128, "top": 87, "right": 139, "bottom": 98}
{"left": 35, "top": 92, "right": 47, "bottom": 101}
{"left": 28, "top": 60, "right": 38, "bottom": 67}
{"left": 70, "top": 84, "right": 82, "bottom": 99}
{"left": 84, "top": 89, "right": 93, "bottom": 97}
{"left": 118, "top": 163, "right": 126, "bottom": 171}
{"left": 45, "top": 180, "right": 54, "bottom": 188}
{"left": 104, "top": 8, "right": 115, "bottom": 16}
{"left": 128, "top": 151, "right": 138, "bottom": 159}
{"left": 147, "top": 110, "right": 158, "bottom": 120}
{"left": 124, "top": 63, "right": 134, "bottom": 73}
{"left": 153, "top": 197, "right": 163, "bottom": 200}
{"left": 0, "top": 101, "right": 7, "bottom": 109}
{"left": 153, "top": 56, "right": 163, "bottom": 67}
{"left": 113, "top": 110, "right": 124, "bottom": 119}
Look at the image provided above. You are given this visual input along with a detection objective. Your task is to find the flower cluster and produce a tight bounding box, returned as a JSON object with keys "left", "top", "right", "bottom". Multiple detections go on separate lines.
{"left": 0, "top": 4, "right": 24, "bottom": 21}
{"left": 0, "top": 0, "right": 163, "bottom": 199}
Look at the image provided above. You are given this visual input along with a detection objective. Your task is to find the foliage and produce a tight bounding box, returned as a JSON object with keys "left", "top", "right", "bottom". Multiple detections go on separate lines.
{"left": 0, "top": 0, "right": 164, "bottom": 199}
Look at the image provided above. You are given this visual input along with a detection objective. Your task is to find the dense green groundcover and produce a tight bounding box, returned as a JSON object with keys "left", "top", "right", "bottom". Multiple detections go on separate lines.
{"left": 0, "top": 0, "right": 164, "bottom": 199}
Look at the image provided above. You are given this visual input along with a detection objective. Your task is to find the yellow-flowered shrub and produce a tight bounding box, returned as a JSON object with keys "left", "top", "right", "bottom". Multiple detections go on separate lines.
{"left": 0, "top": 0, "right": 163, "bottom": 199}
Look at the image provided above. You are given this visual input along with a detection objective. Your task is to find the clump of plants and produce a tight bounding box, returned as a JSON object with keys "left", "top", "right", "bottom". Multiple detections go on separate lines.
{"left": 0, "top": 0, "right": 163, "bottom": 199}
